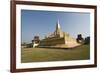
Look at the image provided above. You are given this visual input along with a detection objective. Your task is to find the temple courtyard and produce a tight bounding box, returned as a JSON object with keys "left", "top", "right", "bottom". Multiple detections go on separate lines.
{"left": 21, "top": 44, "right": 90, "bottom": 63}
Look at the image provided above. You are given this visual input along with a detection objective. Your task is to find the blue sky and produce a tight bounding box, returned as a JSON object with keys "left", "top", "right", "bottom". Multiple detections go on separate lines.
{"left": 21, "top": 10, "right": 90, "bottom": 43}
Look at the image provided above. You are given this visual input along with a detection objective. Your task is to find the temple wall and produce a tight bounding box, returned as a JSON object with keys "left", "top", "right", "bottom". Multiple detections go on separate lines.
{"left": 39, "top": 37, "right": 65, "bottom": 46}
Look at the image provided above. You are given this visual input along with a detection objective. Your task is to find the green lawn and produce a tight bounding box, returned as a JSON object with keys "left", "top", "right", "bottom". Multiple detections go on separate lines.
{"left": 21, "top": 44, "right": 90, "bottom": 63}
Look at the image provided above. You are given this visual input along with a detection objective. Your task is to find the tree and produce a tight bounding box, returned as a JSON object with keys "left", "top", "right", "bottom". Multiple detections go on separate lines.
{"left": 76, "top": 34, "right": 84, "bottom": 44}
{"left": 84, "top": 37, "right": 90, "bottom": 44}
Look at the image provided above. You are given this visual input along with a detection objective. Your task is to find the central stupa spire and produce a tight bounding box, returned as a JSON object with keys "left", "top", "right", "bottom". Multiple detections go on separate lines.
{"left": 55, "top": 19, "right": 62, "bottom": 37}
{"left": 56, "top": 19, "right": 60, "bottom": 30}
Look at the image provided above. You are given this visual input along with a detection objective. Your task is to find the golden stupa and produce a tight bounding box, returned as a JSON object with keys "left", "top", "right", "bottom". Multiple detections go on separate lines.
{"left": 38, "top": 20, "right": 79, "bottom": 48}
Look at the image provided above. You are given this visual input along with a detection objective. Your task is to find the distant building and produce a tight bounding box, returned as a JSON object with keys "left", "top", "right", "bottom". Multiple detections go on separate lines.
{"left": 21, "top": 43, "right": 27, "bottom": 48}
{"left": 32, "top": 36, "right": 40, "bottom": 47}
{"left": 38, "top": 20, "right": 79, "bottom": 48}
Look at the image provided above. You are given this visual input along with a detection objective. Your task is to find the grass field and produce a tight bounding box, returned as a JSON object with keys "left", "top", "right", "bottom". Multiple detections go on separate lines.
{"left": 21, "top": 44, "right": 90, "bottom": 63}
